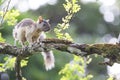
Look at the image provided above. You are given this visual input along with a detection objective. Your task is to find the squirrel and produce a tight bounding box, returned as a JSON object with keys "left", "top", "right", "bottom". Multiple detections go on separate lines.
{"left": 12, "top": 16, "right": 55, "bottom": 70}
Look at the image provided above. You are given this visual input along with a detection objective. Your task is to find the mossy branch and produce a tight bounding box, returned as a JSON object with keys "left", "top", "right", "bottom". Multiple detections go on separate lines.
{"left": 0, "top": 38, "right": 120, "bottom": 65}
{"left": 1, "top": 38, "right": 120, "bottom": 79}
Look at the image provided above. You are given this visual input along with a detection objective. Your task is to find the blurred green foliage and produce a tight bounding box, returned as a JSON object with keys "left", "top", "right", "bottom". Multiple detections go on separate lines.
{"left": 59, "top": 56, "right": 93, "bottom": 80}
{"left": 0, "top": 7, "right": 24, "bottom": 76}
{"left": 0, "top": 9, "right": 20, "bottom": 26}
{"left": 2, "top": 57, "right": 28, "bottom": 71}
{"left": 0, "top": 0, "right": 4, "bottom": 4}
{"left": 0, "top": 33, "right": 5, "bottom": 42}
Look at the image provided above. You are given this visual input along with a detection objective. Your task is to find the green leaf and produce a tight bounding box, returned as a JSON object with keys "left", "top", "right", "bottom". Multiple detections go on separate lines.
{"left": 107, "top": 76, "right": 114, "bottom": 80}
{"left": 22, "top": 77, "right": 27, "bottom": 80}
{"left": 0, "top": 63, "right": 3, "bottom": 66}
{"left": 3, "top": 57, "right": 16, "bottom": 70}
{"left": 64, "top": 33, "right": 73, "bottom": 41}
{"left": 72, "top": 0, "right": 77, "bottom": 4}
{"left": 0, "top": 67, "right": 5, "bottom": 72}
{"left": 21, "top": 59, "right": 28, "bottom": 67}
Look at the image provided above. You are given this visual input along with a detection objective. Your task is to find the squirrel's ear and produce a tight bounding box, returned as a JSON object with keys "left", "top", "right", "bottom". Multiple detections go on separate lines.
{"left": 38, "top": 16, "right": 43, "bottom": 23}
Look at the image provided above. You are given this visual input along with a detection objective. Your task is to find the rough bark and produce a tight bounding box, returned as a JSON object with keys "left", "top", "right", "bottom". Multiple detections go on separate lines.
{"left": 0, "top": 38, "right": 120, "bottom": 80}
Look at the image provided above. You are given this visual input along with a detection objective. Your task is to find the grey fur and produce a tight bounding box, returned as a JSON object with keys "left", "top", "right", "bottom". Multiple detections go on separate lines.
{"left": 16, "top": 19, "right": 36, "bottom": 28}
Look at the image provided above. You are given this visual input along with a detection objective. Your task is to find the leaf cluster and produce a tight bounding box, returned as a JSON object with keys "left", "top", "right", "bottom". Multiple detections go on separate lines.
{"left": 54, "top": 0, "right": 80, "bottom": 41}
{"left": 0, "top": 9, "right": 20, "bottom": 26}
{"left": 59, "top": 56, "right": 93, "bottom": 80}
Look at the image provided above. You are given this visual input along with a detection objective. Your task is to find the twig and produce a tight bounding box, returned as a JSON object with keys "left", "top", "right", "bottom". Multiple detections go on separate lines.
{"left": 0, "top": 0, "right": 11, "bottom": 28}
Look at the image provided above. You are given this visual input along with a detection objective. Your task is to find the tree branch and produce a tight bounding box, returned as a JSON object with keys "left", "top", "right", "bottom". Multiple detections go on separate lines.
{"left": 0, "top": 38, "right": 120, "bottom": 64}
{"left": 0, "top": 38, "right": 120, "bottom": 80}
{"left": 0, "top": 0, "right": 11, "bottom": 28}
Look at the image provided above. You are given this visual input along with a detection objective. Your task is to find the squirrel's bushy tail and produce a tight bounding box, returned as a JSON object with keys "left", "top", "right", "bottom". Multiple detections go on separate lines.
{"left": 41, "top": 51, "right": 55, "bottom": 70}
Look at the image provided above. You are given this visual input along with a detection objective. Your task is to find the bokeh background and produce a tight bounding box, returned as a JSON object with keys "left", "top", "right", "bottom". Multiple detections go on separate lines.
{"left": 0, "top": 0, "right": 120, "bottom": 80}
